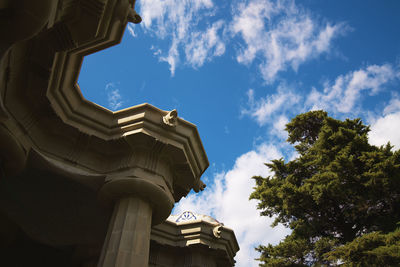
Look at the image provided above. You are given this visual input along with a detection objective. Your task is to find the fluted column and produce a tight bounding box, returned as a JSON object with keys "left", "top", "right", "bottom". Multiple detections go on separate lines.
{"left": 97, "top": 197, "right": 152, "bottom": 267}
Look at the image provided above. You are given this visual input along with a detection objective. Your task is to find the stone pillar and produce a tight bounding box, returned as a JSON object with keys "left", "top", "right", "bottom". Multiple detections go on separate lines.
{"left": 97, "top": 197, "right": 152, "bottom": 267}
{"left": 97, "top": 175, "right": 175, "bottom": 267}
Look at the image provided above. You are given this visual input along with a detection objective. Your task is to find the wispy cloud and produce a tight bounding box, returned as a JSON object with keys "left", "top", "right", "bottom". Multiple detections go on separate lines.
{"left": 174, "top": 143, "right": 291, "bottom": 267}
{"left": 105, "top": 83, "right": 123, "bottom": 111}
{"left": 224, "top": 125, "right": 230, "bottom": 134}
{"left": 231, "top": 0, "right": 346, "bottom": 83}
{"left": 271, "top": 115, "right": 289, "bottom": 139}
{"left": 383, "top": 94, "right": 400, "bottom": 115}
{"left": 137, "top": 0, "right": 345, "bottom": 80}
{"left": 127, "top": 23, "right": 136, "bottom": 37}
{"left": 185, "top": 20, "right": 226, "bottom": 68}
{"left": 137, "top": 0, "right": 225, "bottom": 75}
{"left": 242, "top": 63, "right": 400, "bottom": 143}
{"left": 242, "top": 85, "right": 301, "bottom": 126}
{"left": 306, "top": 63, "right": 399, "bottom": 113}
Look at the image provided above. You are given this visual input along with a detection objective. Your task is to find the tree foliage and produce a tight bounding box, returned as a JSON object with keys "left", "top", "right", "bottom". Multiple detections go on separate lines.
{"left": 250, "top": 111, "right": 400, "bottom": 266}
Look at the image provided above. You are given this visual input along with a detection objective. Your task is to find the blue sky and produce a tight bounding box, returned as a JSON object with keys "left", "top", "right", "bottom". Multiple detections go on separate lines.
{"left": 78, "top": 1, "right": 400, "bottom": 265}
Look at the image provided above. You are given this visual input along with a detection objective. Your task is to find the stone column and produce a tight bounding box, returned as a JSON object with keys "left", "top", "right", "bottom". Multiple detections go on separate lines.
{"left": 97, "top": 197, "right": 152, "bottom": 267}
{"left": 97, "top": 175, "right": 174, "bottom": 267}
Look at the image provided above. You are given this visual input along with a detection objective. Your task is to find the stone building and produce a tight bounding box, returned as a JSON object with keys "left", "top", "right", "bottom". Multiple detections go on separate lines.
{"left": 0, "top": 0, "right": 238, "bottom": 266}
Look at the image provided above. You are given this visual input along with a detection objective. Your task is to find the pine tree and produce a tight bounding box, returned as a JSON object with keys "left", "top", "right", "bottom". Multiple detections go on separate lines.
{"left": 251, "top": 111, "right": 400, "bottom": 266}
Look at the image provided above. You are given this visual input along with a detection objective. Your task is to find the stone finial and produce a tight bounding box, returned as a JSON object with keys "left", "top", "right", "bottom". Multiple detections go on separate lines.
{"left": 163, "top": 109, "right": 178, "bottom": 127}
{"left": 127, "top": 9, "right": 142, "bottom": 24}
{"left": 127, "top": 0, "right": 142, "bottom": 24}
{"left": 199, "top": 180, "right": 206, "bottom": 190}
{"left": 194, "top": 179, "right": 206, "bottom": 192}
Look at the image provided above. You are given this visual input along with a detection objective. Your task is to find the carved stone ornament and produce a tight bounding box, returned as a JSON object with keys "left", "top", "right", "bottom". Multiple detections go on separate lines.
{"left": 127, "top": 9, "right": 142, "bottom": 24}
{"left": 213, "top": 223, "right": 224, "bottom": 239}
{"left": 163, "top": 109, "right": 178, "bottom": 127}
{"left": 129, "top": 0, "right": 142, "bottom": 24}
{"left": 175, "top": 211, "right": 196, "bottom": 222}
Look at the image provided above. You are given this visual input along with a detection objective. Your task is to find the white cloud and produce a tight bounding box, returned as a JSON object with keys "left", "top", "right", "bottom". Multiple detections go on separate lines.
{"left": 271, "top": 115, "right": 289, "bottom": 139}
{"left": 369, "top": 96, "right": 400, "bottom": 150}
{"left": 224, "top": 125, "right": 230, "bottom": 134}
{"left": 137, "top": 0, "right": 225, "bottom": 75}
{"left": 150, "top": 45, "right": 162, "bottom": 56}
{"left": 369, "top": 111, "right": 400, "bottom": 150}
{"left": 231, "top": 0, "right": 345, "bottom": 83}
{"left": 139, "top": 0, "right": 213, "bottom": 33}
{"left": 174, "top": 143, "right": 291, "bottom": 267}
{"left": 105, "top": 83, "right": 123, "bottom": 111}
{"left": 306, "top": 64, "right": 398, "bottom": 113}
{"left": 242, "top": 63, "right": 400, "bottom": 151}
{"left": 185, "top": 20, "right": 226, "bottom": 68}
{"left": 383, "top": 95, "right": 400, "bottom": 115}
{"left": 127, "top": 23, "right": 136, "bottom": 37}
{"left": 137, "top": 0, "right": 344, "bottom": 79}
{"left": 160, "top": 37, "right": 180, "bottom": 75}
{"left": 242, "top": 85, "right": 300, "bottom": 126}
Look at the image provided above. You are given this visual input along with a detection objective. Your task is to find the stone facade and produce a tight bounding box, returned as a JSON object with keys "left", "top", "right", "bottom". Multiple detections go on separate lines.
{"left": 0, "top": 0, "right": 238, "bottom": 266}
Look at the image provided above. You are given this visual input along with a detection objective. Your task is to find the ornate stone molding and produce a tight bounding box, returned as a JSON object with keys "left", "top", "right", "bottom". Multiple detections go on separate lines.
{"left": 163, "top": 109, "right": 178, "bottom": 127}
{"left": 213, "top": 223, "right": 224, "bottom": 239}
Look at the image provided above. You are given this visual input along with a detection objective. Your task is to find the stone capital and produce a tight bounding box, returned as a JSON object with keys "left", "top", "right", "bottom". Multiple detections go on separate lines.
{"left": 99, "top": 174, "right": 175, "bottom": 225}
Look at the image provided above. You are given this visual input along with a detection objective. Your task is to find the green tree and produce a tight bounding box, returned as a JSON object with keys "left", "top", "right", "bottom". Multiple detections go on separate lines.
{"left": 251, "top": 111, "right": 400, "bottom": 266}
